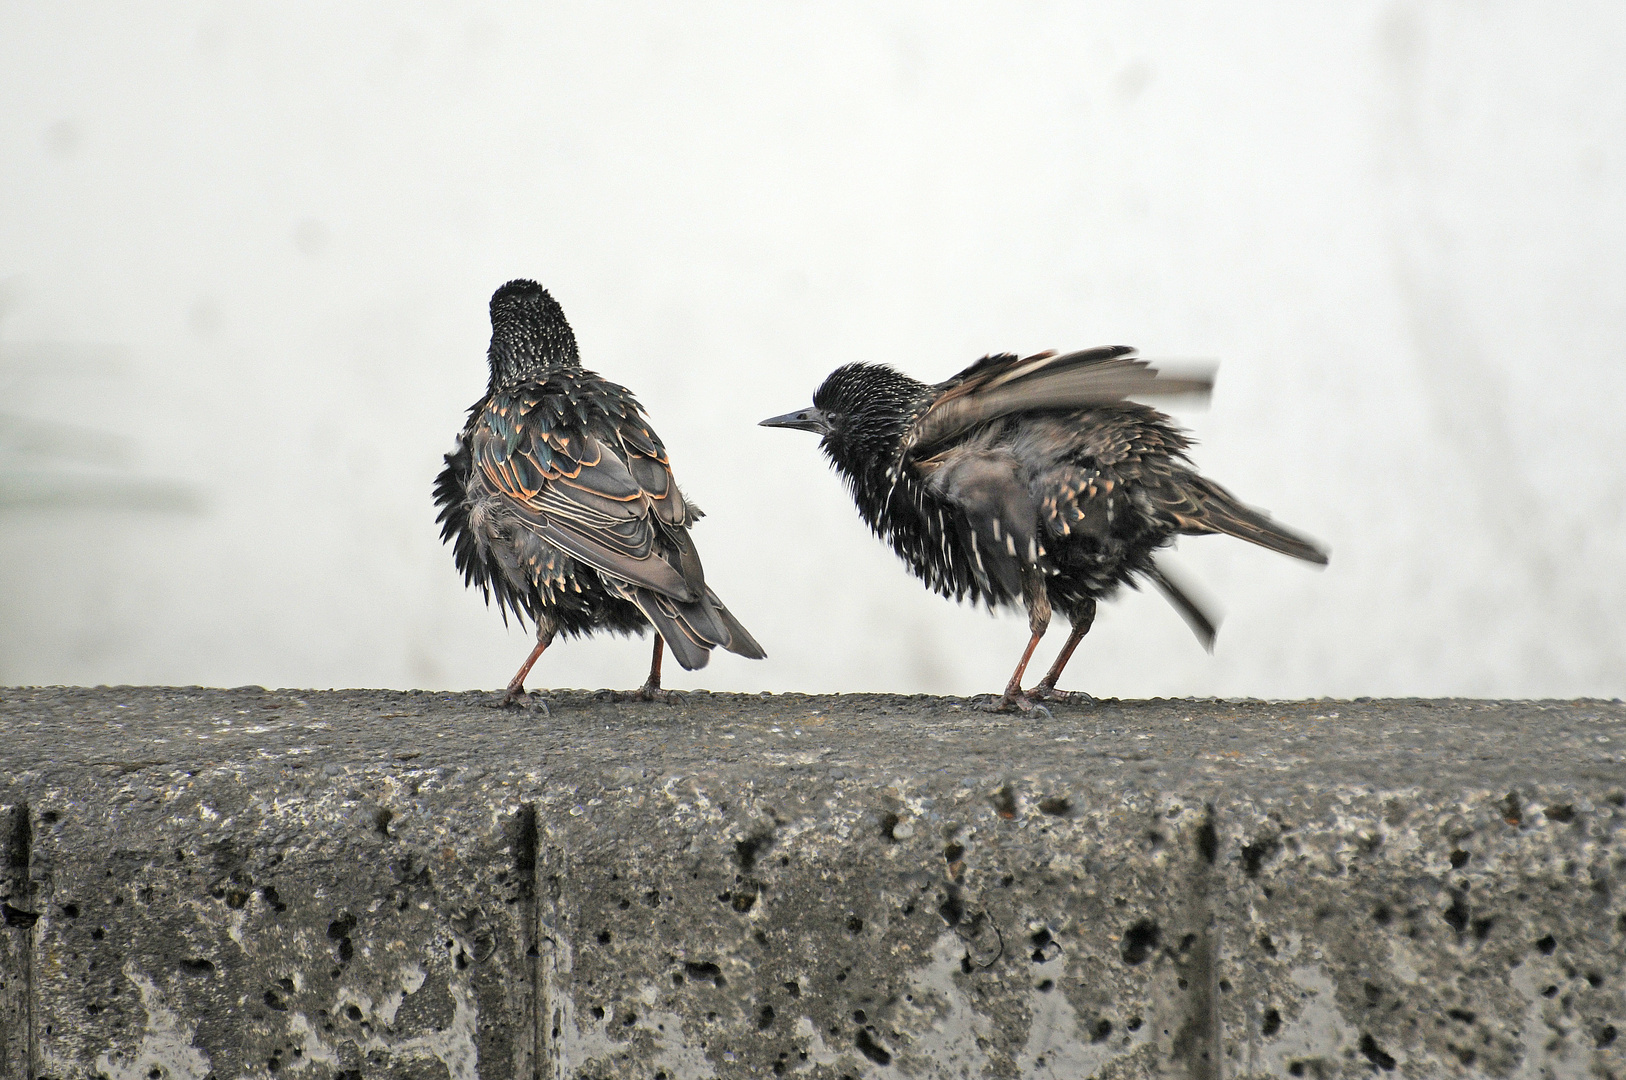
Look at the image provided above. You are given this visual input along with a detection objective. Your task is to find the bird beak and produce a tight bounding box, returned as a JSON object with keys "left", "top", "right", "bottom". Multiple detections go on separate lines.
{"left": 759, "top": 406, "right": 829, "bottom": 434}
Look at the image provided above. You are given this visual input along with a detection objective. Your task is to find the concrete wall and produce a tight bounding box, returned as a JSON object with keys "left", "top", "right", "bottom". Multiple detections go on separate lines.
{"left": 2, "top": 4, "right": 1625, "bottom": 700}
{"left": 3, "top": 687, "right": 1624, "bottom": 1078}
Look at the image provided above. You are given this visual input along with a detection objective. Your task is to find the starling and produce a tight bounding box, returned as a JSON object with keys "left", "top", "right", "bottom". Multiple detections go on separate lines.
{"left": 435, "top": 279, "right": 764, "bottom": 708}
{"left": 761, "top": 346, "right": 1326, "bottom": 710}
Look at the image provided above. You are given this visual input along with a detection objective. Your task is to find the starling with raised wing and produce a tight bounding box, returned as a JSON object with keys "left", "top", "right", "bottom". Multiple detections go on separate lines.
{"left": 436, "top": 280, "right": 764, "bottom": 708}
{"left": 761, "top": 347, "right": 1325, "bottom": 710}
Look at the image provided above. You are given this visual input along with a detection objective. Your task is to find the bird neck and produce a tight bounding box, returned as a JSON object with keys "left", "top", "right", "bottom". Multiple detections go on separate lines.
{"left": 487, "top": 324, "right": 580, "bottom": 390}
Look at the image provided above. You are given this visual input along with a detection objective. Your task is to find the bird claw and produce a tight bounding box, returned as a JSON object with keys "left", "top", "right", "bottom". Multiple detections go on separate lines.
{"left": 607, "top": 685, "right": 688, "bottom": 705}
{"left": 494, "top": 689, "right": 551, "bottom": 715}
{"left": 972, "top": 694, "right": 1053, "bottom": 719}
{"left": 1024, "top": 686, "right": 1096, "bottom": 707}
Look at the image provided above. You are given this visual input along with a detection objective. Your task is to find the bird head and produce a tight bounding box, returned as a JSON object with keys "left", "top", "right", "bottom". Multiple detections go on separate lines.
{"left": 486, "top": 279, "right": 580, "bottom": 388}
{"left": 761, "top": 363, "right": 926, "bottom": 476}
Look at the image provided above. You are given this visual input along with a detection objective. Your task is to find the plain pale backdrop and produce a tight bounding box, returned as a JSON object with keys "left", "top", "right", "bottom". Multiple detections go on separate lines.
{"left": 1, "top": 2, "right": 1623, "bottom": 699}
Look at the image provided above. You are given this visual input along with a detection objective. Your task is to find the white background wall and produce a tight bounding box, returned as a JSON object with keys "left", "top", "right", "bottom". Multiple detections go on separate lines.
{"left": 2, "top": 2, "right": 1622, "bottom": 699}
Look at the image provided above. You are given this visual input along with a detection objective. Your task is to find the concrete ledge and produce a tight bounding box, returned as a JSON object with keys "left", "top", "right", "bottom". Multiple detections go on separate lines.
{"left": 2, "top": 688, "right": 1624, "bottom": 1079}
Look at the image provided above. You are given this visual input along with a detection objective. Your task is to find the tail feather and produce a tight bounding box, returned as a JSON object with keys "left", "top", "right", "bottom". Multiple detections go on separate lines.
{"left": 706, "top": 588, "right": 767, "bottom": 659}
{"left": 1147, "top": 559, "right": 1221, "bottom": 652}
{"left": 1183, "top": 478, "right": 1329, "bottom": 565}
{"left": 630, "top": 586, "right": 766, "bottom": 671}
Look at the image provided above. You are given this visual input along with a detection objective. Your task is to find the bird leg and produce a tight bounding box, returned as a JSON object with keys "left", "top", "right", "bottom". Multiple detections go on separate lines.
{"left": 611, "top": 635, "right": 687, "bottom": 704}
{"left": 1026, "top": 599, "right": 1097, "bottom": 704}
{"left": 498, "top": 624, "right": 555, "bottom": 713}
{"left": 979, "top": 568, "right": 1053, "bottom": 714}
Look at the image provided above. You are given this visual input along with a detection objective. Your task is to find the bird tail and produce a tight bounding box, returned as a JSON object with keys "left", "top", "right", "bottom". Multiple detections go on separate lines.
{"left": 1147, "top": 558, "right": 1221, "bottom": 652}
{"left": 1177, "top": 476, "right": 1329, "bottom": 565}
{"left": 630, "top": 587, "right": 766, "bottom": 671}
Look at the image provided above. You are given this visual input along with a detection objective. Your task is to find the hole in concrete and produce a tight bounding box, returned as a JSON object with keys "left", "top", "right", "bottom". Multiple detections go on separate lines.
{"left": 374, "top": 808, "right": 393, "bottom": 838}
{"left": 1541, "top": 985, "right": 1558, "bottom": 998}
{"left": 91, "top": 928, "right": 104, "bottom": 941}
{"left": 345, "top": 1004, "right": 363, "bottom": 1021}
{"left": 784, "top": 980, "right": 800, "bottom": 997}
{"left": 1363, "top": 982, "right": 1382, "bottom": 1006}
{"left": 684, "top": 961, "right": 724, "bottom": 987}
{"left": 597, "top": 930, "right": 612, "bottom": 945}
{"left": 939, "top": 891, "right": 965, "bottom": 927}
{"left": 1126, "top": 1016, "right": 1142, "bottom": 1032}
{"left": 1599, "top": 1025, "right": 1618, "bottom": 1048}
{"left": 1261, "top": 1008, "right": 1281, "bottom": 1037}
{"left": 1443, "top": 891, "right": 1469, "bottom": 935}
{"left": 264, "top": 989, "right": 288, "bottom": 1012}
{"left": 1446, "top": 1008, "right": 1475, "bottom": 1024}
{"left": 943, "top": 842, "right": 965, "bottom": 864}
{"left": 1502, "top": 792, "right": 1523, "bottom": 826}
{"left": 990, "top": 786, "right": 1017, "bottom": 820}
{"left": 1258, "top": 933, "right": 1277, "bottom": 956}
{"left": 1372, "top": 904, "right": 1393, "bottom": 925}
{"left": 1545, "top": 804, "right": 1576, "bottom": 824}
{"left": 1472, "top": 917, "right": 1495, "bottom": 941}
{"left": 852, "top": 1009, "right": 866, "bottom": 1023}
{"left": 1038, "top": 796, "right": 1072, "bottom": 816}
{"left": 261, "top": 886, "right": 287, "bottom": 913}
{"left": 880, "top": 813, "right": 899, "bottom": 842}
{"left": 1090, "top": 1018, "right": 1112, "bottom": 1042}
{"left": 1240, "top": 837, "right": 1279, "bottom": 878}
{"left": 1121, "top": 920, "right": 1159, "bottom": 966}
{"left": 845, "top": 915, "right": 864, "bottom": 933}
{"left": 178, "top": 958, "right": 215, "bottom": 977}
{"left": 735, "top": 830, "right": 775, "bottom": 872}
{"left": 731, "top": 887, "right": 758, "bottom": 913}
{"left": 1449, "top": 849, "right": 1470, "bottom": 868}
{"left": 1037, "top": 979, "right": 1055, "bottom": 992}
{"left": 1196, "top": 810, "right": 1217, "bottom": 864}
{"left": 225, "top": 890, "right": 249, "bottom": 910}
{"left": 1535, "top": 934, "right": 1558, "bottom": 954}
{"left": 854, "top": 1029, "right": 892, "bottom": 1065}
{"left": 61, "top": 903, "right": 79, "bottom": 919}
{"left": 757, "top": 1005, "right": 775, "bottom": 1030}
{"left": 1358, "top": 1033, "right": 1396, "bottom": 1071}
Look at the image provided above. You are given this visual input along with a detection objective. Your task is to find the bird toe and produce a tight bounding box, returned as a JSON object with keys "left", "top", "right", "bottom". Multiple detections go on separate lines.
{"left": 1025, "top": 686, "right": 1096, "bottom": 707}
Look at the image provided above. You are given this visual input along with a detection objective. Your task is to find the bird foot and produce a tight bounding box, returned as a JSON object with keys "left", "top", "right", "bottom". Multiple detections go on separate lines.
{"left": 597, "top": 685, "right": 689, "bottom": 705}
{"left": 493, "top": 689, "right": 552, "bottom": 715}
{"left": 1023, "top": 686, "right": 1096, "bottom": 706}
{"left": 972, "top": 693, "right": 1054, "bottom": 719}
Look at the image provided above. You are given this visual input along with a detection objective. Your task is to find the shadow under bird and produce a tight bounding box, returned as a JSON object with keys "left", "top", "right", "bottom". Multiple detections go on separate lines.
{"left": 435, "top": 280, "right": 764, "bottom": 708}
{"left": 762, "top": 347, "right": 1327, "bottom": 710}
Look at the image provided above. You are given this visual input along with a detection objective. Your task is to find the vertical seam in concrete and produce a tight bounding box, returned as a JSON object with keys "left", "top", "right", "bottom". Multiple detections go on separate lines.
{"left": 3, "top": 802, "right": 37, "bottom": 1080}
{"left": 515, "top": 803, "right": 543, "bottom": 1080}
{"left": 1174, "top": 805, "right": 1222, "bottom": 1080}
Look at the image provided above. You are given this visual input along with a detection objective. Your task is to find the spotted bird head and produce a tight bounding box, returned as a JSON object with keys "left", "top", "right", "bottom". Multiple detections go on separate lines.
{"left": 486, "top": 279, "right": 580, "bottom": 389}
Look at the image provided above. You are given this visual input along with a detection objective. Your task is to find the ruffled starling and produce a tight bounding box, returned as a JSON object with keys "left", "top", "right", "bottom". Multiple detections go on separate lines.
{"left": 436, "top": 280, "right": 764, "bottom": 708}
{"left": 762, "top": 347, "right": 1326, "bottom": 710}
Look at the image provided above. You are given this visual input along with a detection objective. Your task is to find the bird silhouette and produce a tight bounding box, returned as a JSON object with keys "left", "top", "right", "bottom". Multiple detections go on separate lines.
{"left": 436, "top": 280, "right": 763, "bottom": 709}
{"left": 762, "top": 346, "right": 1325, "bottom": 710}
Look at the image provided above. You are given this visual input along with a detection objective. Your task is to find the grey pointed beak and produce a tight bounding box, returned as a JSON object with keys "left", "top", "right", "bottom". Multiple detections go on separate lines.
{"left": 759, "top": 406, "right": 829, "bottom": 434}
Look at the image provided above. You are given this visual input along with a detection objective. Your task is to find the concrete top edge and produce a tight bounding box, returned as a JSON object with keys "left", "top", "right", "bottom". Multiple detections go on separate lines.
{"left": 2, "top": 688, "right": 1624, "bottom": 802}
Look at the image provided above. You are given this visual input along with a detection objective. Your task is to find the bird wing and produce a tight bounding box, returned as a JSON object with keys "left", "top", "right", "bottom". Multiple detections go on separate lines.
{"left": 904, "top": 347, "right": 1212, "bottom": 458}
{"left": 916, "top": 440, "right": 1039, "bottom": 596}
{"left": 473, "top": 394, "right": 700, "bottom": 601}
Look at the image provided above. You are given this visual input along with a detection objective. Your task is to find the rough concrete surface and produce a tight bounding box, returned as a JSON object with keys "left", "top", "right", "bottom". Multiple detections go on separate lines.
{"left": 1, "top": 688, "right": 1624, "bottom": 1080}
